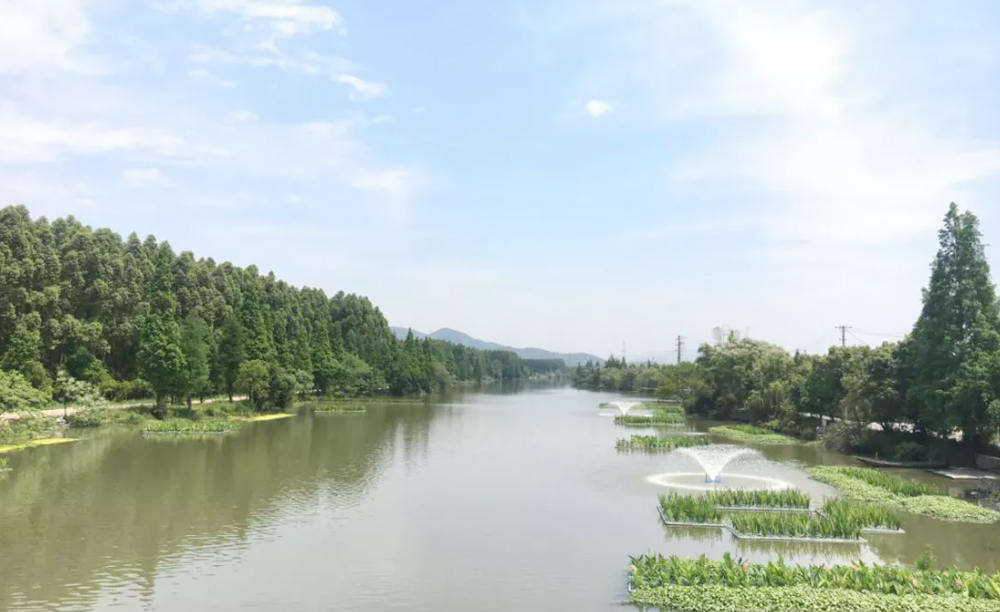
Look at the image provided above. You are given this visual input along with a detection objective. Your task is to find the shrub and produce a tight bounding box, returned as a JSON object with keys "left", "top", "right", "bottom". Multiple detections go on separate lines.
{"left": 100, "top": 378, "right": 154, "bottom": 401}
{"left": 0, "top": 370, "right": 50, "bottom": 412}
{"left": 66, "top": 407, "right": 112, "bottom": 428}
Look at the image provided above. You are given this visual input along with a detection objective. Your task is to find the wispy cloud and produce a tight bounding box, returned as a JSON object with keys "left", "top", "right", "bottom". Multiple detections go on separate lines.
{"left": 584, "top": 99, "right": 612, "bottom": 118}
{"left": 336, "top": 74, "right": 387, "bottom": 100}
{"left": 123, "top": 167, "right": 168, "bottom": 186}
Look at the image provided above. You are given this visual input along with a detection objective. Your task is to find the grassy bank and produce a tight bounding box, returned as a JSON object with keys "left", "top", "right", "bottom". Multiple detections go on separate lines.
{"left": 709, "top": 424, "right": 800, "bottom": 445}
{"left": 628, "top": 553, "right": 1000, "bottom": 611}
{"left": 615, "top": 434, "right": 710, "bottom": 451}
{"left": 809, "top": 465, "right": 999, "bottom": 523}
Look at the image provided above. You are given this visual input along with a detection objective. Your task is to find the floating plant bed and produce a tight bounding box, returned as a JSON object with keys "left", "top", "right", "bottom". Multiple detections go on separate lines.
{"left": 628, "top": 553, "right": 1000, "bottom": 611}
{"left": 615, "top": 434, "right": 711, "bottom": 451}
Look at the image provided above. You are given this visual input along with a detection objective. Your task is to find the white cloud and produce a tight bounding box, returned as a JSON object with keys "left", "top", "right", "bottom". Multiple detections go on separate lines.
{"left": 123, "top": 167, "right": 168, "bottom": 186}
{"left": 335, "top": 74, "right": 386, "bottom": 99}
{"left": 0, "top": 0, "right": 97, "bottom": 74}
{"left": 230, "top": 110, "right": 258, "bottom": 122}
{"left": 168, "top": 0, "right": 342, "bottom": 40}
{"left": 0, "top": 111, "right": 181, "bottom": 164}
{"left": 352, "top": 169, "right": 423, "bottom": 200}
{"left": 584, "top": 99, "right": 612, "bottom": 117}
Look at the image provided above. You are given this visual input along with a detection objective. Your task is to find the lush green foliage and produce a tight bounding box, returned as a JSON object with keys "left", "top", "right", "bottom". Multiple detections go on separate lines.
{"left": 709, "top": 424, "right": 799, "bottom": 445}
{"left": 0, "top": 370, "right": 49, "bottom": 412}
{"left": 658, "top": 493, "right": 723, "bottom": 523}
{"left": 0, "top": 206, "right": 537, "bottom": 415}
{"left": 0, "top": 414, "right": 56, "bottom": 446}
{"left": 615, "top": 434, "right": 710, "bottom": 451}
{"left": 906, "top": 204, "right": 1000, "bottom": 446}
{"left": 704, "top": 489, "right": 810, "bottom": 509}
{"left": 629, "top": 553, "right": 1000, "bottom": 603}
{"left": 810, "top": 466, "right": 1000, "bottom": 523}
{"left": 576, "top": 205, "right": 1000, "bottom": 455}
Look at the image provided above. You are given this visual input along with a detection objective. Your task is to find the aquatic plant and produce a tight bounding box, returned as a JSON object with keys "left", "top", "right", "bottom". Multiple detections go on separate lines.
{"left": 144, "top": 419, "right": 242, "bottom": 434}
{"left": 809, "top": 466, "right": 999, "bottom": 523}
{"left": 708, "top": 424, "right": 799, "bottom": 445}
{"left": 615, "top": 434, "right": 710, "bottom": 451}
{"left": 615, "top": 412, "right": 685, "bottom": 426}
{"left": 0, "top": 437, "right": 76, "bottom": 454}
{"left": 0, "top": 457, "right": 8, "bottom": 470}
{"left": 833, "top": 466, "right": 941, "bottom": 496}
{"left": 729, "top": 510, "right": 862, "bottom": 539}
{"left": 704, "top": 488, "right": 810, "bottom": 509}
{"left": 629, "top": 553, "right": 1000, "bottom": 603}
{"left": 821, "top": 498, "right": 901, "bottom": 530}
{"left": 658, "top": 493, "right": 723, "bottom": 523}
{"left": 629, "top": 583, "right": 1000, "bottom": 611}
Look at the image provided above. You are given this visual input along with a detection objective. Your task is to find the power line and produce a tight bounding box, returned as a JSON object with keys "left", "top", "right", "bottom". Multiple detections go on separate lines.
{"left": 852, "top": 328, "right": 906, "bottom": 339}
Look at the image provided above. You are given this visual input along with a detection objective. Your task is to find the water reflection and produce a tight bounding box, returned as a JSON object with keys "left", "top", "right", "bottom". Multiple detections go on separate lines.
{"left": 0, "top": 401, "right": 437, "bottom": 610}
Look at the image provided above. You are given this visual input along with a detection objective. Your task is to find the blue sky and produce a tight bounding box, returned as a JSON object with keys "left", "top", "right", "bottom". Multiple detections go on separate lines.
{"left": 2, "top": 1, "right": 999, "bottom": 360}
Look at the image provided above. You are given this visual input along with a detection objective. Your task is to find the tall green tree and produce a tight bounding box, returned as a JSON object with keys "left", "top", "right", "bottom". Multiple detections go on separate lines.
{"left": 216, "top": 315, "right": 245, "bottom": 401}
{"left": 180, "top": 316, "right": 212, "bottom": 408}
{"left": 906, "top": 203, "right": 1000, "bottom": 445}
{"left": 137, "top": 308, "right": 186, "bottom": 418}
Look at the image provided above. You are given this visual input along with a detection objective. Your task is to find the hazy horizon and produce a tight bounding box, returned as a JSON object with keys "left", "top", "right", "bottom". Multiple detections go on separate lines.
{"left": 3, "top": 1, "right": 998, "bottom": 360}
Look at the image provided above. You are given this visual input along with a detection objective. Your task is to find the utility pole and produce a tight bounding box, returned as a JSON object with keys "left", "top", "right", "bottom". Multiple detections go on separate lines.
{"left": 676, "top": 335, "right": 684, "bottom": 364}
{"left": 835, "top": 325, "right": 851, "bottom": 347}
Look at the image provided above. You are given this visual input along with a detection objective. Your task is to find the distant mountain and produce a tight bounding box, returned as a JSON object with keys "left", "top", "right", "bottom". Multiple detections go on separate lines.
{"left": 390, "top": 326, "right": 602, "bottom": 367}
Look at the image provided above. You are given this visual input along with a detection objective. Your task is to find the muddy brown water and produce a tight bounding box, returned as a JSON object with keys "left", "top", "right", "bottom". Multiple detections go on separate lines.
{"left": 1, "top": 387, "right": 997, "bottom": 610}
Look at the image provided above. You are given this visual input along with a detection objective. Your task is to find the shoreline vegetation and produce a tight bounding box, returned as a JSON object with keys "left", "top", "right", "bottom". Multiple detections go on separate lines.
{"left": 577, "top": 206, "right": 1000, "bottom": 470}
{"left": 628, "top": 553, "right": 1000, "bottom": 612}
{"left": 0, "top": 395, "right": 410, "bottom": 455}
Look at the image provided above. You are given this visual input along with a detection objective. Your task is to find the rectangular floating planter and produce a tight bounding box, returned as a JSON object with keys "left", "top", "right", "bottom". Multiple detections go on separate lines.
{"left": 716, "top": 506, "right": 812, "bottom": 513}
{"left": 728, "top": 530, "right": 866, "bottom": 544}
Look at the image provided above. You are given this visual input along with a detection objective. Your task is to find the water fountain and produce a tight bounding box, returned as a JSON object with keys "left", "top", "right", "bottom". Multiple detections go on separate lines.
{"left": 678, "top": 445, "right": 751, "bottom": 483}
{"left": 646, "top": 444, "right": 791, "bottom": 492}
{"left": 608, "top": 401, "right": 641, "bottom": 415}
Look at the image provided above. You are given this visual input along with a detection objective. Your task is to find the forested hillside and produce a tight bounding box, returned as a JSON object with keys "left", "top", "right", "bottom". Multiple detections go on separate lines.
{"left": 0, "top": 206, "right": 529, "bottom": 412}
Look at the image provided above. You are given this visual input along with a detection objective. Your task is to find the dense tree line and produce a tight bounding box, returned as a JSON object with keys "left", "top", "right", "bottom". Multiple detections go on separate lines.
{"left": 0, "top": 206, "right": 533, "bottom": 413}
{"left": 575, "top": 204, "right": 1000, "bottom": 454}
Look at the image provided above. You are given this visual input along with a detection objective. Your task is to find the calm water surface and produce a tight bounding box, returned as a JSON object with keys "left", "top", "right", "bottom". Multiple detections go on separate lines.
{"left": 1, "top": 387, "right": 998, "bottom": 610}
